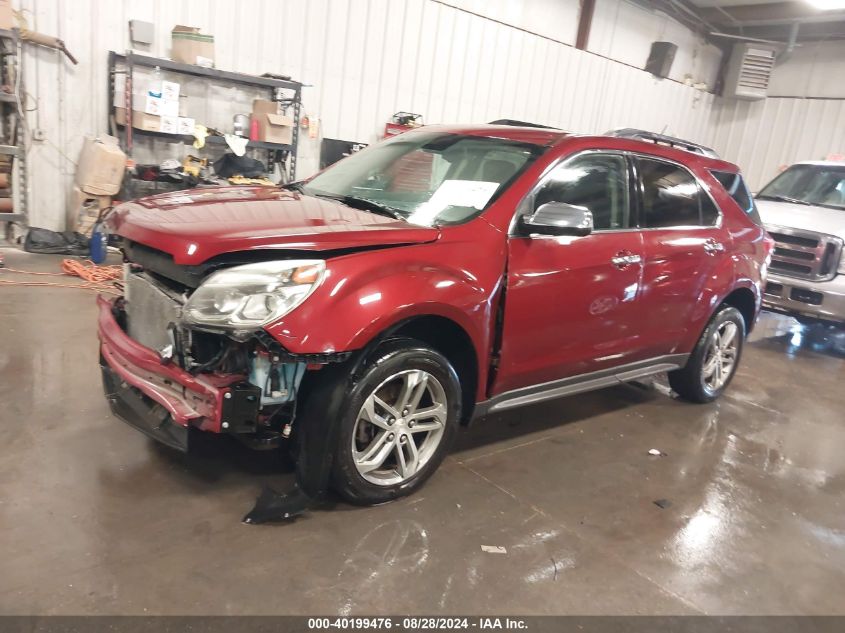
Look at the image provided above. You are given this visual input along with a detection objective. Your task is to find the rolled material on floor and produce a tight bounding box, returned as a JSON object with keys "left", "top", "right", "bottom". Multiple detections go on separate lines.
{"left": 0, "top": 198, "right": 14, "bottom": 213}
{"left": 0, "top": 173, "right": 9, "bottom": 188}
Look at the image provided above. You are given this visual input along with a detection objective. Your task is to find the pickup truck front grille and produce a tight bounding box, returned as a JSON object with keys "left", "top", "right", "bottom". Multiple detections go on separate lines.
{"left": 766, "top": 225, "right": 843, "bottom": 282}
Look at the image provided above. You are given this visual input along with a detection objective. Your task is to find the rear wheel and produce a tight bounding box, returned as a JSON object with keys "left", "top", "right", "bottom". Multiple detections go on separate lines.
{"left": 332, "top": 339, "right": 461, "bottom": 505}
{"left": 669, "top": 305, "right": 745, "bottom": 403}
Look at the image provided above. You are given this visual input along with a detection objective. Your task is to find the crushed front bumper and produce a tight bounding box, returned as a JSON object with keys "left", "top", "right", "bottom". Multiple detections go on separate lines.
{"left": 97, "top": 296, "right": 244, "bottom": 450}
{"left": 763, "top": 272, "right": 845, "bottom": 324}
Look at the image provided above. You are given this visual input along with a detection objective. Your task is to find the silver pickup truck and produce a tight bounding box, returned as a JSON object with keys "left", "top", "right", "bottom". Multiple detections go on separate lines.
{"left": 756, "top": 161, "right": 845, "bottom": 324}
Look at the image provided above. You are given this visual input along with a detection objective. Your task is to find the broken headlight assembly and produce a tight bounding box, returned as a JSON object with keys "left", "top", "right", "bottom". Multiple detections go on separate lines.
{"left": 182, "top": 260, "right": 325, "bottom": 335}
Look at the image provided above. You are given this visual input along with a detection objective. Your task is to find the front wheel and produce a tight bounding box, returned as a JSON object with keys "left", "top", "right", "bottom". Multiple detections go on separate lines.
{"left": 331, "top": 339, "right": 461, "bottom": 505}
{"left": 669, "top": 305, "right": 745, "bottom": 403}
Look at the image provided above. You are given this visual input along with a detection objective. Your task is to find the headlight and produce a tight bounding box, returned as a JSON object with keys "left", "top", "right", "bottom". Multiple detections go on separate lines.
{"left": 183, "top": 260, "right": 325, "bottom": 331}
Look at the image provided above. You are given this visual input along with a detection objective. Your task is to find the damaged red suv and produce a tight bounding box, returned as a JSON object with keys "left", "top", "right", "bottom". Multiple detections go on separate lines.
{"left": 99, "top": 124, "right": 772, "bottom": 518}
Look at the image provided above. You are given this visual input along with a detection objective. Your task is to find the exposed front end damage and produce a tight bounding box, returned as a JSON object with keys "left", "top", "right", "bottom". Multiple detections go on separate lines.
{"left": 97, "top": 260, "right": 352, "bottom": 521}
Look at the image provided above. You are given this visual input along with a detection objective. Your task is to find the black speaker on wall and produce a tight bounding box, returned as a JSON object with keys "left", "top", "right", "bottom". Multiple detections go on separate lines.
{"left": 645, "top": 41, "right": 677, "bottom": 78}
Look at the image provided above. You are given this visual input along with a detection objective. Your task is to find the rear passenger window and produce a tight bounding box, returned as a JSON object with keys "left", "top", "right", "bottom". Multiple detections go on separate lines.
{"left": 710, "top": 169, "right": 762, "bottom": 225}
{"left": 637, "top": 158, "right": 718, "bottom": 228}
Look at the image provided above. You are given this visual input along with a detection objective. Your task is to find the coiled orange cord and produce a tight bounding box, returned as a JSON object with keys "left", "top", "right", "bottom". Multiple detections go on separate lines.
{"left": 0, "top": 258, "right": 123, "bottom": 295}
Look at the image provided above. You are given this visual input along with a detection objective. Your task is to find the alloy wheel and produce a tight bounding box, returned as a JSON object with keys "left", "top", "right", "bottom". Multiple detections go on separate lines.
{"left": 701, "top": 321, "right": 739, "bottom": 393}
{"left": 352, "top": 369, "right": 448, "bottom": 486}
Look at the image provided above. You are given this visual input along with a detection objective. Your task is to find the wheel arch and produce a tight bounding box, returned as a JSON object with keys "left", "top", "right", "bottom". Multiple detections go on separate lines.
{"left": 352, "top": 314, "right": 480, "bottom": 424}
{"left": 719, "top": 286, "right": 758, "bottom": 334}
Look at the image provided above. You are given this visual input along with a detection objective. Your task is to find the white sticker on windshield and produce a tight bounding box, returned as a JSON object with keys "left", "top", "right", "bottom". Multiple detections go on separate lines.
{"left": 427, "top": 179, "right": 500, "bottom": 210}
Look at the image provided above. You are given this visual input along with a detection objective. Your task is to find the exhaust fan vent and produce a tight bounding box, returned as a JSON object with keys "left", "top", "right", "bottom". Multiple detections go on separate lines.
{"left": 724, "top": 43, "right": 776, "bottom": 100}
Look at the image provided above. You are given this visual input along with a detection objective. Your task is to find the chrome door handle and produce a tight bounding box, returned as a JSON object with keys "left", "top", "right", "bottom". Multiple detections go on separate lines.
{"left": 611, "top": 254, "right": 642, "bottom": 268}
{"left": 704, "top": 241, "right": 725, "bottom": 255}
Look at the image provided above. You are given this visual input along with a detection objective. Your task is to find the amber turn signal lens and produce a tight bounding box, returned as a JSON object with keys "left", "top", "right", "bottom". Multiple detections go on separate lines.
{"left": 292, "top": 264, "right": 323, "bottom": 284}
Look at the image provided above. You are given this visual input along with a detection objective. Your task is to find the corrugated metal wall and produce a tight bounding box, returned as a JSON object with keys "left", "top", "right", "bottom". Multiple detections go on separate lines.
{"left": 19, "top": 0, "right": 719, "bottom": 230}
{"left": 707, "top": 97, "right": 845, "bottom": 190}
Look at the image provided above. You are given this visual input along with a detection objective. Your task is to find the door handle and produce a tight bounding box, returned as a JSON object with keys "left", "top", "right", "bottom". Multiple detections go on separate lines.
{"left": 704, "top": 240, "right": 725, "bottom": 255}
{"left": 611, "top": 252, "right": 642, "bottom": 269}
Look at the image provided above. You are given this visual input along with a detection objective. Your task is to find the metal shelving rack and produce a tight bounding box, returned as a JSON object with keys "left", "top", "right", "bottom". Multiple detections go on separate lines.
{"left": 0, "top": 28, "right": 27, "bottom": 227}
{"left": 107, "top": 51, "right": 303, "bottom": 197}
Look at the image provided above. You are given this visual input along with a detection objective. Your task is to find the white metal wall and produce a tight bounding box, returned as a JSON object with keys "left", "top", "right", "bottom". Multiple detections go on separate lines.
{"left": 707, "top": 97, "right": 845, "bottom": 191}
{"left": 768, "top": 41, "right": 845, "bottom": 99}
{"left": 21, "top": 0, "right": 718, "bottom": 230}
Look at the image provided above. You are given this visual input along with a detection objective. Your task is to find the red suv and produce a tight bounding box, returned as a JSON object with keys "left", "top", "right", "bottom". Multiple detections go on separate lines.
{"left": 98, "top": 124, "right": 772, "bottom": 517}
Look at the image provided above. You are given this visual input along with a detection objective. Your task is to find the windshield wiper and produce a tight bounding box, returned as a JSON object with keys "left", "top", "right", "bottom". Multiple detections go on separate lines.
{"left": 757, "top": 194, "right": 812, "bottom": 206}
{"left": 281, "top": 181, "right": 305, "bottom": 192}
{"left": 315, "top": 193, "right": 406, "bottom": 220}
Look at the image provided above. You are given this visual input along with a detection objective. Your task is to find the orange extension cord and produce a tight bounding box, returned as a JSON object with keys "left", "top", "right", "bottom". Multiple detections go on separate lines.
{"left": 0, "top": 259, "right": 123, "bottom": 296}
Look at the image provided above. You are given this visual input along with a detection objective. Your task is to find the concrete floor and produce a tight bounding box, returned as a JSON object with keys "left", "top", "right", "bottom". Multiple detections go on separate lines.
{"left": 1, "top": 248, "right": 844, "bottom": 615}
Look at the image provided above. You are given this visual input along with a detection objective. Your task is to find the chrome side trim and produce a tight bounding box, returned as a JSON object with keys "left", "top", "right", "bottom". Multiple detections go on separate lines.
{"left": 474, "top": 354, "right": 689, "bottom": 418}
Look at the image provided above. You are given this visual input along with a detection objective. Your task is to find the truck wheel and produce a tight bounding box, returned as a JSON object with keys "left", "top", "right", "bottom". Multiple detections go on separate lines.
{"left": 668, "top": 305, "right": 745, "bottom": 403}
{"left": 331, "top": 339, "right": 461, "bottom": 505}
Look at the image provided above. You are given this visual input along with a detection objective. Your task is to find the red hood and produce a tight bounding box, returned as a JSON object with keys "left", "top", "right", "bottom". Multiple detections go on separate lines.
{"left": 108, "top": 186, "right": 440, "bottom": 265}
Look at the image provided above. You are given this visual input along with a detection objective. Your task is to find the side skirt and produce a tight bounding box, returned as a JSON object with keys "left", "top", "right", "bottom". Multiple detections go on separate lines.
{"left": 472, "top": 354, "right": 689, "bottom": 419}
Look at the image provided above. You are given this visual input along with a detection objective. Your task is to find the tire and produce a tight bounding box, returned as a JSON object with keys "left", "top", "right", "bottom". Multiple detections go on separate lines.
{"left": 668, "top": 305, "right": 745, "bottom": 403}
{"left": 331, "top": 338, "right": 462, "bottom": 505}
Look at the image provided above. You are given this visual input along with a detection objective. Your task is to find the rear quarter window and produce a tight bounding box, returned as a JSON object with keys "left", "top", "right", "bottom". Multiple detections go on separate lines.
{"left": 710, "top": 170, "right": 762, "bottom": 225}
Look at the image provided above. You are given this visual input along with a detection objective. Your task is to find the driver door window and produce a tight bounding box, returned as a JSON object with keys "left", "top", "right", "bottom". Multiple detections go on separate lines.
{"left": 532, "top": 154, "right": 630, "bottom": 230}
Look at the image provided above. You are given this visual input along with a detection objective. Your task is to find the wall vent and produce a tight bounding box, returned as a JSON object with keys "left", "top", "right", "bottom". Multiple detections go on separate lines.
{"left": 724, "top": 43, "right": 777, "bottom": 100}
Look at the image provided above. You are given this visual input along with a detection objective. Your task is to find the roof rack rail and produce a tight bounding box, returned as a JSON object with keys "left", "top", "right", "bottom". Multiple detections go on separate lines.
{"left": 605, "top": 128, "right": 719, "bottom": 158}
{"left": 489, "top": 119, "right": 560, "bottom": 130}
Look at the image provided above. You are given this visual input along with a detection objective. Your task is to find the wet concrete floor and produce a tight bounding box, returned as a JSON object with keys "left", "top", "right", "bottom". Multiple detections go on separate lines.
{"left": 1, "top": 249, "right": 844, "bottom": 615}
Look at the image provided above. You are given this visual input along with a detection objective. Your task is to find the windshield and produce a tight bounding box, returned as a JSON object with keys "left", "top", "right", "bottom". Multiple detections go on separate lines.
{"left": 757, "top": 164, "right": 845, "bottom": 210}
{"left": 301, "top": 132, "right": 543, "bottom": 226}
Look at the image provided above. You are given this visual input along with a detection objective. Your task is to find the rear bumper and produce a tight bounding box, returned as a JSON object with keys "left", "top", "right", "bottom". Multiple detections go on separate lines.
{"left": 96, "top": 296, "right": 242, "bottom": 442}
{"left": 763, "top": 273, "right": 845, "bottom": 324}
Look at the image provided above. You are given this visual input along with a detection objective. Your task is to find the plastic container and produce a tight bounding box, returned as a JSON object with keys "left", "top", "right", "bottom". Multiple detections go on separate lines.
{"left": 148, "top": 66, "right": 163, "bottom": 98}
{"left": 90, "top": 222, "right": 108, "bottom": 264}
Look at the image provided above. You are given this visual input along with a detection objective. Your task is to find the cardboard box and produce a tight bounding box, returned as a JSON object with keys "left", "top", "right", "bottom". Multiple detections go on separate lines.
{"left": 74, "top": 136, "right": 127, "bottom": 197}
{"left": 177, "top": 117, "right": 196, "bottom": 135}
{"left": 0, "top": 0, "right": 13, "bottom": 29}
{"left": 115, "top": 107, "right": 162, "bottom": 133}
{"left": 252, "top": 99, "right": 293, "bottom": 145}
{"left": 144, "top": 95, "right": 180, "bottom": 117}
{"left": 161, "top": 80, "right": 180, "bottom": 101}
{"left": 160, "top": 116, "right": 179, "bottom": 135}
{"left": 66, "top": 185, "right": 112, "bottom": 233}
{"left": 171, "top": 25, "right": 215, "bottom": 67}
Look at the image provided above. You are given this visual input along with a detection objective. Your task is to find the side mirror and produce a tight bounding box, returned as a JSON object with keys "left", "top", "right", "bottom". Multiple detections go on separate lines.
{"left": 518, "top": 202, "right": 593, "bottom": 237}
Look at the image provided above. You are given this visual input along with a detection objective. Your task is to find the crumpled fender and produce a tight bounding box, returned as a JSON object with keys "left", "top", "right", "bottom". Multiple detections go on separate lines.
{"left": 263, "top": 224, "right": 506, "bottom": 402}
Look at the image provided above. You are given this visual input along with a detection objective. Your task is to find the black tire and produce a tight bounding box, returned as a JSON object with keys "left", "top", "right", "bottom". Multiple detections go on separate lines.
{"left": 668, "top": 305, "right": 745, "bottom": 403}
{"left": 331, "top": 338, "right": 462, "bottom": 505}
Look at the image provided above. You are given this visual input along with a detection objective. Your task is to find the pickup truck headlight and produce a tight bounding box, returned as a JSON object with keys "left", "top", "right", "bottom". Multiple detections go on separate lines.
{"left": 183, "top": 260, "right": 325, "bottom": 331}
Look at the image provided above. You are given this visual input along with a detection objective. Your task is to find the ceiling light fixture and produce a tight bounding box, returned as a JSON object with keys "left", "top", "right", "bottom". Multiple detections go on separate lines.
{"left": 806, "top": 0, "right": 845, "bottom": 10}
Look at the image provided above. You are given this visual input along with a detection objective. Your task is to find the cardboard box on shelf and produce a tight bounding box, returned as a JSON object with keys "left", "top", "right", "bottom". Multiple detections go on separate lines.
{"left": 252, "top": 99, "right": 293, "bottom": 145}
{"left": 161, "top": 80, "right": 180, "bottom": 101}
{"left": 252, "top": 99, "right": 277, "bottom": 118}
{"left": 0, "top": 0, "right": 13, "bottom": 29}
{"left": 262, "top": 113, "right": 293, "bottom": 145}
{"left": 115, "top": 107, "right": 161, "bottom": 133}
{"left": 144, "top": 95, "right": 179, "bottom": 118}
{"left": 171, "top": 25, "right": 215, "bottom": 67}
{"left": 177, "top": 117, "right": 196, "bottom": 135}
{"left": 74, "top": 136, "right": 127, "bottom": 197}
{"left": 160, "top": 116, "right": 179, "bottom": 135}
